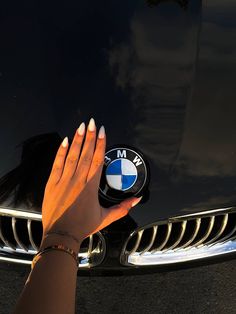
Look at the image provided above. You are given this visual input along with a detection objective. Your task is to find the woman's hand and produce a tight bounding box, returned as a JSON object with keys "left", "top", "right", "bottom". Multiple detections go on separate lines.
{"left": 15, "top": 119, "right": 142, "bottom": 314}
{"left": 40, "top": 118, "right": 142, "bottom": 252}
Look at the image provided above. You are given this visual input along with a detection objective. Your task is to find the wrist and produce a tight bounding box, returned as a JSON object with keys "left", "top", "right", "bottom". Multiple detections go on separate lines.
{"left": 31, "top": 244, "right": 79, "bottom": 270}
{"left": 40, "top": 233, "right": 81, "bottom": 254}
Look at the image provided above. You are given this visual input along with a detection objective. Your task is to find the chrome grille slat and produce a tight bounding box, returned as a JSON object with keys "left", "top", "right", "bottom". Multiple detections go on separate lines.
{"left": 140, "top": 226, "right": 158, "bottom": 255}
{"left": 0, "top": 207, "right": 106, "bottom": 268}
{"left": 88, "top": 235, "right": 93, "bottom": 256}
{"left": 177, "top": 218, "right": 201, "bottom": 250}
{"left": 151, "top": 223, "right": 172, "bottom": 253}
{"left": 27, "top": 219, "right": 39, "bottom": 251}
{"left": 213, "top": 223, "right": 236, "bottom": 246}
{"left": 205, "top": 214, "right": 228, "bottom": 246}
{"left": 0, "top": 217, "right": 15, "bottom": 250}
{"left": 0, "top": 208, "right": 42, "bottom": 220}
{"left": 163, "top": 221, "right": 187, "bottom": 252}
{"left": 12, "top": 217, "right": 28, "bottom": 251}
{"left": 121, "top": 207, "right": 236, "bottom": 266}
{"left": 129, "top": 230, "right": 144, "bottom": 254}
{"left": 189, "top": 216, "right": 215, "bottom": 248}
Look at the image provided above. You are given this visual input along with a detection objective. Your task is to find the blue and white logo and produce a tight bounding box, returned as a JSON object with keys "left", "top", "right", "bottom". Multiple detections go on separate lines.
{"left": 106, "top": 158, "right": 138, "bottom": 191}
{"left": 99, "top": 146, "right": 148, "bottom": 202}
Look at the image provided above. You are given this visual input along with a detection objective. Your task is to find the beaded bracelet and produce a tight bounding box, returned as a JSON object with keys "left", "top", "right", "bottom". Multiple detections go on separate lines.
{"left": 31, "top": 244, "right": 79, "bottom": 270}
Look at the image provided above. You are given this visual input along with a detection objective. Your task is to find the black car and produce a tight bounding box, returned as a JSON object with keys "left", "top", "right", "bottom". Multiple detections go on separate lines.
{"left": 0, "top": 0, "right": 236, "bottom": 276}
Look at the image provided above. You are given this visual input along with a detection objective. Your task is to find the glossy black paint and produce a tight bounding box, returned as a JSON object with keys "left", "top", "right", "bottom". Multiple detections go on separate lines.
{"left": 1, "top": 0, "right": 236, "bottom": 270}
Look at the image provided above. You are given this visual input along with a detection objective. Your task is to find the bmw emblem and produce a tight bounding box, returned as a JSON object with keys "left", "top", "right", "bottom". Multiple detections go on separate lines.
{"left": 99, "top": 145, "right": 149, "bottom": 204}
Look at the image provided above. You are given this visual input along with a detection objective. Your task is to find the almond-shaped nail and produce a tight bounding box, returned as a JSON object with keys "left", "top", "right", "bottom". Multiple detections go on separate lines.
{"left": 98, "top": 126, "right": 105, "bottom": 139}
{"left": 77, "top": 122, "right": 85, "bottom": 136}
{"left": 62, "top": 137, "right": 68, "bottom": 148}
{"left": 88, "top": 118, "right": 96, "bottom": 132}
{"left": 131, "top": 196, "right": 142, "bottom": 207}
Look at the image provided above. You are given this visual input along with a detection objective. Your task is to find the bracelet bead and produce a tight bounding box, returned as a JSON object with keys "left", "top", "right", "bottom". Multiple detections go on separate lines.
{"left": 31, "top": 245, "right": 79, "bottom": 270}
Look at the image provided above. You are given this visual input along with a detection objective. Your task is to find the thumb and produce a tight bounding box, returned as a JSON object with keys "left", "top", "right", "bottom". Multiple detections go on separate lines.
{"left": 98, "top": 196, "right": 143, "bottom": 232}
{"left": 111, "top": 196, "right": 142, "bottom": 212}
{"left": 104, "top": 196, "right": 143, "bottom": 221}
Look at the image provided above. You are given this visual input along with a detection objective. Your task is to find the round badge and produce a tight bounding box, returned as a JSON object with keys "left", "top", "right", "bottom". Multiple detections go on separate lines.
{"left": 99, "top": 146, "right": 149, "bottom": 203}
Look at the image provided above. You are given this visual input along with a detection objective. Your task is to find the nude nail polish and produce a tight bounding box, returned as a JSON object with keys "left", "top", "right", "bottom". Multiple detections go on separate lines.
{"left": 62, "top": 137, "right": 68, "bottom": 147}
{"left": 88, "top": 118, "right": 96, "bottom": 132}
{"left": 131, "top": 196, "right": 142, "bottom": 207}
{"left": 77, "top": 122, "right": 85, "bottom": 136}
{"left": 98, "top": 126, "right": 105, "bottom": 139}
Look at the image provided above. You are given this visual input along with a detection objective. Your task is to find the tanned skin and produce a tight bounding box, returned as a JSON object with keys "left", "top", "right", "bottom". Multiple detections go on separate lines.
{"left": 13, "top": 118, "right": 141, "bottom": 314}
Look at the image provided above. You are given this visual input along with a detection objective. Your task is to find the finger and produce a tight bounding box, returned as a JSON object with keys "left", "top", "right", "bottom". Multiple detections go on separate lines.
{"left": 90, "top": 197, "right": 143, "bottom": 235}
{"left": 102, "top": 196, "right": 143, "bottom": 223}
{"left": 61, "top": 122, "right": 85, "bottom": 180}
{"left": 111, "top": 196, "right": 142, "bottom": 215}
{"left": 47, "top": 137, "right": 69, "bottom": 186}
{"left": 75, "top": 118, "right": 96, "bottom": 184}
{"left": 86, "top": 125, "right": 106, "bottom": 184}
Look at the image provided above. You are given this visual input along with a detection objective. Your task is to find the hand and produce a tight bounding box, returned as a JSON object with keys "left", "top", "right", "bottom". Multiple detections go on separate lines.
{"left": 40, "top": 118, "right": 142, "bottom": 252}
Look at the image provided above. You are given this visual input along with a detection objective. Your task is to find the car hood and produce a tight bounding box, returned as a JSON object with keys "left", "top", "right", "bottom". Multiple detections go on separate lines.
{"left": 1, "top": 0, "right": 236, "bottom": 231}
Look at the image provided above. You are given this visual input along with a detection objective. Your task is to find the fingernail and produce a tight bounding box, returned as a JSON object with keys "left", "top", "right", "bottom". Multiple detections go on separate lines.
{"left": 98, "top": 126, "right": 105, "bottom": 139}
{"left": 131, "top": 196, "right": 142, "bottom": 207}
{"left": 62, "top": 137, "right": 68, "bottom": 148}
{"left": 88, "top": 118, "right": 96, "bottom": 132}
{"left": 77, "top": 122, "right": 85, "bottom": 136}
